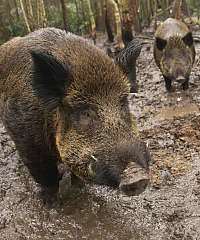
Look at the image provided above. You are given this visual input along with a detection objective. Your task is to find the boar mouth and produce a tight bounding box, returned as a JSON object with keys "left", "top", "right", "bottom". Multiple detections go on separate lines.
{"left": 88, "top": 155, "right": 121, "bottom": 187}
{"left": 88, "top": 156, "right": 149, "bottom": 195}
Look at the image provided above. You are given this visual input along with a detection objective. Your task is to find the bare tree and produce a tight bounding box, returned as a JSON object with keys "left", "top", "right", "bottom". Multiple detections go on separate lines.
{"left": 19, "top": 0, "right": 31, "bottom": 32}
{"left": 105, "top": 0, "right": 123, "bottom": 47}
{"left": 13, "top": 0, "right": 20, "bottom": 20}
{"left": 60, "top": 0, "right": 68, "bottom": 32}
{"left": 172, "top": 0, "right": 190, "bottom": 20}
{"left": 119, "top": 0, "right": 133, "bottom": 46}
{"left": 128, "top": 0, "right": 141, "bottom": 33}
{"left": 25, "top": 0, "right": 34, "bottom": 30}
{"left": 74, "top": 0, "right": 82, "bottom": 33}
{"left": 36, "top": 0, "right": 47, "bottom": 28}
{"left": 92, "top": 0, "right": 106, "bottom": 32}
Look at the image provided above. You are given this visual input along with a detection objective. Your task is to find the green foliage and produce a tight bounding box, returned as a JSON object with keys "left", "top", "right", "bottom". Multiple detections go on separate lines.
{"left": 0, "top": 20, "right": 26, "bottom": 44}
{"left": 47, "top": 5, "right": 63, "bottom": 29}
{"left": 67, "top": 2, "right": 85, "bottom": 34}
{"left": 1, "top": 0, "right": 200, "bottom": 45}
{"left": 46, "top": 2, "right": 88, "bottom": 34}
{"left": 187, "top": 0, "right": 200, "bottom": 17}
{"left": 7, "top": 21, "right": 26, "bottom": 37}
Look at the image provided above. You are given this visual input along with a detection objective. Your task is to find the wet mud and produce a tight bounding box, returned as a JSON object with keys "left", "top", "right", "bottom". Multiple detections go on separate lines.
{"left": 1, "top": 39, "right": 200, "bottom": 240}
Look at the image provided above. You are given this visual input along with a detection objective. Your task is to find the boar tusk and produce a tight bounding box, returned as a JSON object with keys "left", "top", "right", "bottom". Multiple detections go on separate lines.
{"left": 90, "top": 154, "right": 98, "bottom": 162}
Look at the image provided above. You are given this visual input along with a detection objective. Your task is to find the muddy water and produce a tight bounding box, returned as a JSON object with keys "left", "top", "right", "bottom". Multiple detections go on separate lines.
{"left": 0, "top": 123, "right": 137, "bottom": 240}
{"left": 1, "top": 42, "right": 200, "bottom": 240}
{"left": 157, "top": 103, "right": 199, "bottom": 120}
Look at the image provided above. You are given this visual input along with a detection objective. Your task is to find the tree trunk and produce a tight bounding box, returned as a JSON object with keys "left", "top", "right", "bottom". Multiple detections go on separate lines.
{"left": 85, "top": 0, "right": 96, "bottom": 35}
{"left": 119, "top": 0, "right": 133, "bottom": 46}
{"left": 128, "top": 0, "right": 141, "bottom": 33}
{"left": 13, "top": 0, "right": 20, "bottom": 20}
{"left": 172, "top": 0, "right": 182, "bottom": 19}
{"left": 60, "top": 0, "right": 68, "bottom": 32}
{"left": 80, "top": 0, "right": 87, "bottom": 33}
{"left": 25, "top": 0, "right": 34, "bottom": 31}
{"left": 0, "top": 0, "right": 10, "bottom": 41}
{"left": 79, "top": 0, "right": 96, "bottom": 41}
{"left": 172, "top": 0, "right": 190, "bottom": 20}
{"left": 92, "top": 0, "right": 105, "bottom": 32}
{"left": 153, "top": 0, "right": 158, "bottom": 31}
{"left": 105, "top": 5, "right": 114, "bottom": 42}
{"left": 74, "top": 0, "right": 82, "bottom": 34}
{"left": 36, "top": 0, "right": 47, "bottom": 28}
{"left": 105, "top": 0, "right": 123, "bottom": 47}
{"left": 19, "top": 0, "right": 31, "bottom": 32}
{"left": 6, "top": 0, "right": 14, "bottom": 25}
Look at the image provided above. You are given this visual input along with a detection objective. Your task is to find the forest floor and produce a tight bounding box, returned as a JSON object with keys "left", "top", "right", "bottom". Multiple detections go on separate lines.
{"left": 1, "top": 33, "right": 200, "bottom": 240}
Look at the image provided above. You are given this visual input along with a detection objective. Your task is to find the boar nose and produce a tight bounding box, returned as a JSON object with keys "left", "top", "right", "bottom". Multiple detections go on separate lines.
{"left": 119, "top": 162, "right": 149, "bottom": 195}
{"left": 176, "top": 75, "right": 185, "bottom": 83}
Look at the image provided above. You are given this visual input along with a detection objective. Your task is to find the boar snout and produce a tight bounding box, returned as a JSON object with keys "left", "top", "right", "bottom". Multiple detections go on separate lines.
{"left": 119, "top": 162, "right": 149, "bottom": 196}
{"left": 175, "top": 75, "right": 185, "bottom": 83}
{"left": 88, "top": 140, "right": 150, "bottom": 195}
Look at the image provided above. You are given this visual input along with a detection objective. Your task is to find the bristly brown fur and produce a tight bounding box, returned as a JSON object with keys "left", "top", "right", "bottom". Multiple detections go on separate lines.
{"left": 153, "top": 18, "right": 195, "bottom": 91}
{"left": 166, "top": 35, "right": 186, "bottom": 50}
{"left": 0, "top": 28, "right": 150, "bottom": 190}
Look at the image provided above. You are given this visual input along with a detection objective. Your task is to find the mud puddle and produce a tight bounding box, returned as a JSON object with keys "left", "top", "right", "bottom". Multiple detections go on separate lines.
{"left": 156, "top": 102, "right": 199, "bottom": 120}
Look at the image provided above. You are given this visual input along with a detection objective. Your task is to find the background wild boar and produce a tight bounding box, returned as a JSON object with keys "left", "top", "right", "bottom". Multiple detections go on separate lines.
{"left": 0, "top": 28, "right": 150, "bottom": 196}
{"left": 154, "top": 18, "right": 195, "bottom": 91}
{"left": 115, "top": 38, "right": 142, "bottom": 93}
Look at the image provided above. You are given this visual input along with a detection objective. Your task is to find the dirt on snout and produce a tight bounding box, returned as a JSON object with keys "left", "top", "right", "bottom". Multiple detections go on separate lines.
{"left": 1, "top": 37, "right": 200, "bottom": 240}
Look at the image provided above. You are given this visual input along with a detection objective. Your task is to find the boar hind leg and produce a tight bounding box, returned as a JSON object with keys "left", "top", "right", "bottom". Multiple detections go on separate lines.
{"left": 182, "top": 78, "right": 189, "bottom": 90}
{"left": 3, "top": 99, "right": 60, "bottom": 188}
{"left": 164, "top": 76, "right": 172, "bottom": 92}
{"left": 128, "top": 64, "right": 138, "bottom": 93}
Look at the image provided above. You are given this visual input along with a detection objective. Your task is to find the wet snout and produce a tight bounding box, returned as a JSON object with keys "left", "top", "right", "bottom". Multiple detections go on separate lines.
{"left": 175, "top": 75, "right": 185, "bottom": 84}
{"left": 119, "top": 162, "right": 149, "bottom": 196}
{"left": 88, "top": 140, "right": 151, "bottom": 195}
{"left": 174, "top": 66, "right": 188, "bottom": 83}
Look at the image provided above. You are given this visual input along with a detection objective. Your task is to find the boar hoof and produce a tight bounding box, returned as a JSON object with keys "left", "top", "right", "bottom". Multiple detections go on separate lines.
{"left": 182, "top": 80, "right": 189, "bottom": 90}
{"left": 130, "top": 85, "right": 138, "bottom": 93}
{"left": 58, "top": 170, "right": 72, "bottom": 200}
{"left": 164, "top": 76, "right": 172, "bottom": 92}
{"left": 39, "top": 185, "right": 59, "bottom": 206}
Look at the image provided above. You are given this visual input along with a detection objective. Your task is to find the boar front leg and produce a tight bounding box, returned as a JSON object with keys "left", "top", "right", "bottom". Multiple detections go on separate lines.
{"left": 2, "top": 98, "right": 61, "bottom": 189}
{"left": 182, "top": 78, "right": 189, "bottom": 90}
{"left": 164, "top": 76, "right": 172, "bottom": 92}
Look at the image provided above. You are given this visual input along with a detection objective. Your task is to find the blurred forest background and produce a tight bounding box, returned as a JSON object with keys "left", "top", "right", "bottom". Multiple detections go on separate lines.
{"left": 0, "top": 0, "right": 200, "bottom": 45}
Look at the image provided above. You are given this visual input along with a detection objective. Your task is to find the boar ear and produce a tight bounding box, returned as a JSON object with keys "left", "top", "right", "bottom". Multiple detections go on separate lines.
{"left": 31, "top": 50, "right": 71, "bottom": 109}
{"left": 182, "top": 32, "right": 193, "bottom": 47}
{"left": 155, "top": 37, "right": 167, "bottom": 51}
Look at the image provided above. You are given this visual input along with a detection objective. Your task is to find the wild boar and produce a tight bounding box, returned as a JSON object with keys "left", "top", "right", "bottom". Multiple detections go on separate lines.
{"left": 115, "top": 38, "right": 142, "bottom": 93}
{"left": 154, "top": 18, "right": 195, "bottom": 91}
{"left": 0, "top": 28, "right": 150, "bottom": 196}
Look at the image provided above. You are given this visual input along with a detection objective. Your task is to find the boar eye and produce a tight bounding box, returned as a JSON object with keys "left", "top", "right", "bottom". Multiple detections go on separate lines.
{"left": 81, "top": 110, "right": 91, "bottom": 118}
{"left": 156, "top": 37, "right": 167, "bottom": 51}
{"left": 182, "top": 32, "right": 193, "bottom": 47}
{"left": 79, "top": 109, "right": 97, "bottom": 128}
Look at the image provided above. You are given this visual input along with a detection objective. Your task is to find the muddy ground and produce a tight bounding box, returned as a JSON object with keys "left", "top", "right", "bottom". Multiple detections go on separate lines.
{"left": 1, "top": 36, "right": 200, "bottom": 240}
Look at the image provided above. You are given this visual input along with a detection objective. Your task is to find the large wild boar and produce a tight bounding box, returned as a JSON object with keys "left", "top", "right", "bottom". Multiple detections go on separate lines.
{"left": 0, "top": 28, "right": 150, "bottom": 196}
{"left": 154, "top": 18, "right": 195, "bottom": 91}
